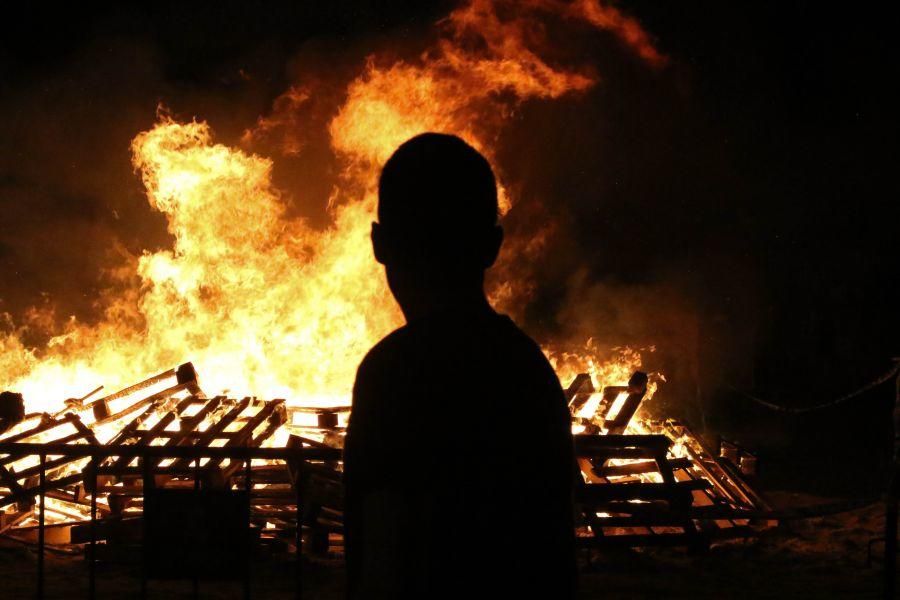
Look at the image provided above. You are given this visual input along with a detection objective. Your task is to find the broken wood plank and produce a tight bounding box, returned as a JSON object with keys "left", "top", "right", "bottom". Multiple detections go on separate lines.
{"left": 603, "top": 372, "right": 649, "bottom": 434}
{"left": 596, "top": 457, "right": 692, "bottom": 478}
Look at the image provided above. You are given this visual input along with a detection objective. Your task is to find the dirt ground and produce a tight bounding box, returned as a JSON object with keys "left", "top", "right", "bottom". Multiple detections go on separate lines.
{"left": 579, "top": 492, "right": 890, "bottom": 599}
{"left": 0, "top": 492, "right": 892, "bottom": 599}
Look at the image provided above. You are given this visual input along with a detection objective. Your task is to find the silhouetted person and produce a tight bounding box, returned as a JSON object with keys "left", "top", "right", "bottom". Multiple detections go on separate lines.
{"left": 344, "top": 133, "right": 576, "bottom": 599}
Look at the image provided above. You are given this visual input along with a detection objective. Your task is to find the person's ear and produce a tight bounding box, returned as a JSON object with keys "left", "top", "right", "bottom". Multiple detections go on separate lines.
{"left": 371, "top": 222, "right": 388, "bottom": 265}
{"left": 482, "top": 225, "right": 503, "bottom": 268}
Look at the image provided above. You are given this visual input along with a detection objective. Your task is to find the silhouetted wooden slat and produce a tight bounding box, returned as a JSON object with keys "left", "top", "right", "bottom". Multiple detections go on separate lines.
{"left": 603, "top": 372, "right": 649, "bottom": 435}
{"left": 0, "top": 508, "right": 31, "bottom": 533}
{"left": 0, "top": 413, "right": 98, "bottom": 510}
{"left": 565, "top": 374, "right": 595, "bottom": 412}
{"left": 577, "top": 479, "right": 708, "bottom": 503}
{"left": 110, "top": 412, "right": 178, "bottom": 470}
{"left": 86, "top": 362, "right": 198, "bottom": 408}
{"left": 574, "top": 434, "right": 671, "bottom": 454}
{"left": 91, "top": 382, "right": 193, "bottom": 427}
{"left": 596, "top": 457, "right": 692, "bottom": 478}
{"left": 0, "top": 471, "right": 85, "bottom": 508}
{"left": 216, "top": 400, "right": 287, "bottom": 481}
{"left": 0, "top": 413, "right": 91, "bottom": 449}
{"left": 0, "top": 464, "right": 27, "bottom": 498}
{"left": 169, "top": 398, "right": 252, "bottom": 471}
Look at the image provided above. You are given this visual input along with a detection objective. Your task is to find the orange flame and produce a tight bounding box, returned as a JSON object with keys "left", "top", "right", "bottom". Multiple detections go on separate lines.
{"left": 1, "top": 0, "right": 665, "bottom": 414}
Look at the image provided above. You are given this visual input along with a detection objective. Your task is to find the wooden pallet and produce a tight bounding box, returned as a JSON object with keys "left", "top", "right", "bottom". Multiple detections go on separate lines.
{"left": 1, "top": 366, "right": 770, "bottom": 556}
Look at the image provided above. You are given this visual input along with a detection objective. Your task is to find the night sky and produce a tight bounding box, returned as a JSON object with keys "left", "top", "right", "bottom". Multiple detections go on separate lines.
{"left": 2, "top": 2, "right": 898, "bottom": 494}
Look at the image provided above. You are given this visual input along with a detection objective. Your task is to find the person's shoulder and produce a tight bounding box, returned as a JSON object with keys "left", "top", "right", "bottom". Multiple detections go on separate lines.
{"left": 494, "top": 314, "right": 546, "bottom": 355}
{"left": 355, "top": 325, "right": 413, "bottom": 379}
{"left": 493, "top": 313, "right": 563, "bottom": 379}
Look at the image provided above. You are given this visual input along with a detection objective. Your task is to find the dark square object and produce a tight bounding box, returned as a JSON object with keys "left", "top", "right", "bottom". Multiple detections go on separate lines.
{"left": 143, "top": 488, "right": 250, "bottom": 580}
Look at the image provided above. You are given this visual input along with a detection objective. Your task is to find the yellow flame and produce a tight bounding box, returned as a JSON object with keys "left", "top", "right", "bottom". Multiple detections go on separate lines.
{"left": 1, "top": 0, "right": 664, "bottom": 414}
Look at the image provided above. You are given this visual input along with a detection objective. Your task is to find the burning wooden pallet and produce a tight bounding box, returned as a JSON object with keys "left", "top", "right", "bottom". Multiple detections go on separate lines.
{"left": 565, "top": 372, "right": 772, "bottom": 550}
{"left": 0, "top": 364, "right": 337, "bottom": 555}
{"left": 0, "top": 362, "right": 772, "bottom": 559}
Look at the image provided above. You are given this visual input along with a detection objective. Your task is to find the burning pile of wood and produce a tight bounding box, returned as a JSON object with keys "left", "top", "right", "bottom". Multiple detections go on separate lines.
{"left": 0, "top": 363, "right": 338, "bottom": 557}
{"left": 0, "top": 362, "right": 772, "bottom": 560}
{"left": 566, "top": 372, "right": 773, "bottom": 550}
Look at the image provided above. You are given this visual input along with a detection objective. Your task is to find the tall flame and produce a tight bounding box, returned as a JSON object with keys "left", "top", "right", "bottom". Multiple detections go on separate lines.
{"left": 1, "top": 0, "right": 665, "bottom": 413}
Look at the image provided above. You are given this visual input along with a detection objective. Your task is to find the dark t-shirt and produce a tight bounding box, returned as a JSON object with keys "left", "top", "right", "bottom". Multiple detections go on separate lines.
{"left": 344, "top": 306, "right": 576, "bottom": 599}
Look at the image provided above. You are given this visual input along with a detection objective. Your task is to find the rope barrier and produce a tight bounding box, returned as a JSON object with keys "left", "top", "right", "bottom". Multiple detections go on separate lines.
{"left": 749, "top": 497, "right": 880, "bottom": 521}
{"left": 727, "top": 360, "right": 900, "bottom": 414}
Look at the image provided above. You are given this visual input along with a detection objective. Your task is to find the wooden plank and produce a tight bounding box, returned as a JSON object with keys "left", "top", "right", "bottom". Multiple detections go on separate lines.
{"left": 574, "top": 434, "right": 671, "bottom": 455}
{"left": 0, "top": 464, "right": 27, "bottom": 498}
{"left": 86, "top": 362, "right": 197, "bottom": 410}
{"left": 216, "top": 400, "right": 287, "bottom": 480}
{"left": 0, "top": 468, "right": 93, "bottom": 509}
{"left": 577, "top": 479, "right": 709, "bottom": 505}
{"left": 92, "top": 382, "right": 191, "bottom": 427}
{"left": 565, "top": 374, "right": 595, "bottom": 412}
{"left": 576, "top": 532, "right": 697, "bottom": 548}
{"left": 110, "top": 412, "right": 178, "bottom": 470}
{"left": 596, "top": 457, "right": 691, "bottom": 478}
{"left": 169, "top": 398, "right": 252, "bottom": 471}
{"left": 12, "top": 454, "right": 88, "bottom": 480}
{"left": 0, "top": 414, "right": 84, "bottom": 448}
{"left": 0, "top": 508, "right": 32, "bottom": 533}
{"left": 104, "top": 402, "right": 167, "bottom": 447}
{"left": 602, "top": 372, "right": 649, "bottom": 435}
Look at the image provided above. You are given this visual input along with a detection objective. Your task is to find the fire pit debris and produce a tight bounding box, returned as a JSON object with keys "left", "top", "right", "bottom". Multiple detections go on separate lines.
{"left": 0, "top": 361, "right": 773, "bottom": 556}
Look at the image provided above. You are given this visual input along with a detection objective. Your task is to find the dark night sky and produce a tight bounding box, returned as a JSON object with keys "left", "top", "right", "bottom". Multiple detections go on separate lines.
{"left": 2, "top": 2, "right": 898, "bottom": 493}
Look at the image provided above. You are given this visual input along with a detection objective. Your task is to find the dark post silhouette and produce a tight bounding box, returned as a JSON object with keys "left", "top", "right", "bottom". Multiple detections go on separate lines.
{"left": 0, "top": 391, "right": 25, "bottom": 434}
{"left": 344, "top": 133, "right": 576, "bottom": 599}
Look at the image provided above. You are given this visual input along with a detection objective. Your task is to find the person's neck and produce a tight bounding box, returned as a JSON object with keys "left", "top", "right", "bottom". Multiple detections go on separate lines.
{"left": 399, "top": 282, "right": 493, "bottom": 323}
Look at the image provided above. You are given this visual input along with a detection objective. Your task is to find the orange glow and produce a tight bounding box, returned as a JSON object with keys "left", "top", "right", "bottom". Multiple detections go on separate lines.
{"left": 0, "top": 1, "right": 665, "bottom": 415}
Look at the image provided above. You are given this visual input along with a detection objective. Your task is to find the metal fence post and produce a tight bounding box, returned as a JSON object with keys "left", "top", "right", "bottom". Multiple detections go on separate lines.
{"left": 141, "top": 454, "right": 149, "bottom": 600}
{"left": 886, "top": 368, "right": 900, "bottom": 600}
{"left": 245, "top": 457, "right": 252, "bottom": 600}
{"left": 296, "top": 446, "right": 303, "bottom": 600}
{"left": 193, "top": 457, "right": 200, "bottom": 600}
{"left": 89, "top": 452, "right": 98, "bottom": 599}
{"left": 38, "top": 452, "right": 46, "bottom": 599}
{"left": 0, "top": 442, "right": 339, "bottom": 600}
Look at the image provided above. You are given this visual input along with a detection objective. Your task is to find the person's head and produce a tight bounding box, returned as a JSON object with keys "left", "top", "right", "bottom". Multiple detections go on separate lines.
{"left": 373, "top": 133, "right": 503, "bottom": 312}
